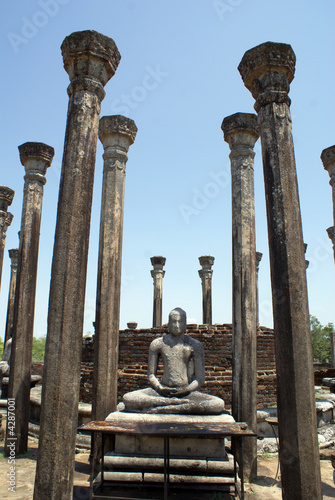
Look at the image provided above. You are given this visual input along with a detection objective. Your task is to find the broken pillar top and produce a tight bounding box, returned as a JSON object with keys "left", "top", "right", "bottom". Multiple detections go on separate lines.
{"left": 321, "top": 145, "right": 335, "bottom": 179}
{"left": 238, "top": 41, "right": 296, "bottom": 110}
{"left": 222, "top": 112, "right": 259, "bottom": 148}
{"left": 327, "top": 226, "right": 334, "bottom": 244}
{"left": 61, "top": 30, "right": 121, "bottom": 88}
{"left": 0, "top": 186, "right": 15, "bottom": 211}
{"left": 99, "top": 115, "right": 138, "bottom": 149}
{"left": 4, "top": 212, "right": 14, "bottom": 228}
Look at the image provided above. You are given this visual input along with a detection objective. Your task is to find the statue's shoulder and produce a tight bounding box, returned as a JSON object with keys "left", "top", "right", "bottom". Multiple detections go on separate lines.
{"left": 149, "top": 336, "right": 165, "bottom": 351}
{"left": 184, "top": 334, "right": 204, "bottom": 351}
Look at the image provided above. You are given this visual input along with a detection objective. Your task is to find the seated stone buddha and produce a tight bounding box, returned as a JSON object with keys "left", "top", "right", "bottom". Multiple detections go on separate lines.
{"left": 122, "top": 308, "right": 225, "bottom": 415}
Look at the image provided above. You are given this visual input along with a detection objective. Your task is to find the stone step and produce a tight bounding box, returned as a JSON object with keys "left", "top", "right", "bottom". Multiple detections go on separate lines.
{"left": 104, "top": 452, "right": 235, "bottom": 475}
{"left": 97, "top": 470, "right": 238, "bottom": 486}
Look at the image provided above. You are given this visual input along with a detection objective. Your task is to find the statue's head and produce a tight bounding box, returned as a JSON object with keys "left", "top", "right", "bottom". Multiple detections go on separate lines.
{"left": 168, "top": 308, "right": 187, "bottom": 336}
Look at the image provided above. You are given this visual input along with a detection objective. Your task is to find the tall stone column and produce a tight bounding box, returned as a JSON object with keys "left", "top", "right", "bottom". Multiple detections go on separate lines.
{"left": 33, "top": 31, "right": 121, "bottom": 500}
{"left": 239, "top": 42, "right": 322, "bottom": 498}
{"left": 151, "top": 256, "right": 166, "bottom": 327}
{"left": 198, "top": 255, "right": 214, "bottom": 325}
{"left": 327, "top": 226, "right": 334, "bottom": 261}
{"left": 222, "top": 113, "right": 259, "bottom": 480}
{"left": 6, "top": 142, "right": 54, "bottom": 456}
{"left": 256, "top": 251, "right": 262, "bottom": 327}
{"left": 93, "top": 115, "right": 137, "bottom": 424}
{"left": 4, "top": 248, "right": 20, "bottom": 346}
{"left": 0, "top": 187, "right": 14, "bottom": 292}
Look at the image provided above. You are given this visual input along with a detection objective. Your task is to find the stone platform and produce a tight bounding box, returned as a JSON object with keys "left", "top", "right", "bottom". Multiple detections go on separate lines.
{"left": 106, "top": 410, "right": 235, "bottom": 459}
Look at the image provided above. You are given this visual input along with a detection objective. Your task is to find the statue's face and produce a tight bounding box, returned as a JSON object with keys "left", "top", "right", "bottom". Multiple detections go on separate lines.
{"left": 168, "top": 309, "right": 186, "bottom": 336}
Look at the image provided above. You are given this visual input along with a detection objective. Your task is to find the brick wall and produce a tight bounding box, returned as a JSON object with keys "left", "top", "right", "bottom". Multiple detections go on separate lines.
{"left": 80, "top": 324, "right": 278, "bottom": 409}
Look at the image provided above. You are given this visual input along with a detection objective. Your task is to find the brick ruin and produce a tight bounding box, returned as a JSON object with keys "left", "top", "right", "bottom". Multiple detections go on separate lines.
{"left": 80, "top": 324, "right": 277, "bottom": 410}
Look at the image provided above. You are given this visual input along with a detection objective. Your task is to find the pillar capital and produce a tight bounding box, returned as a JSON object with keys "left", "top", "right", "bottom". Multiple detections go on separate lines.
{"left": 2, "top": 212, "right": 14, "bottom": 237}
{"left": 151, "top": 256, "right": 166, "bottom": 280}
{"left": 99, "top": 115, "right": 137, "bottom": 164}
{"left": 327, "top": 226, "right": 334, "bottom": 244}
{"left": 222, "top": 113, "right": 259, "bottom": 152}
{"left": 198, "top": 256, "right": 214, "bottom": 280}
{"left": 19, "top": 142, "right": 54, "bottom": 185}
{"left": 0, "top": 186, "right": 14, "bottom": 213}
{"left": 61, "top": 30, "right": 121, "bottom": 100}
{"left": 256, "top": 251, "right": 262, "bottom": 270}
{"left": 238, "top": 42, "right": 296, "bottom": 112}
{"left": 9, "top": 248, "right": 20, "bottom": 264}
{"left": 321, "top": 145, "right": 335, "bottom": 186}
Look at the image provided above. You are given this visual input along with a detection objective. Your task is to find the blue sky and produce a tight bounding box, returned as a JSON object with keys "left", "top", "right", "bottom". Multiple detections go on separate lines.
{"left": 0, "top": 0, "right": 334, "bottom": 338}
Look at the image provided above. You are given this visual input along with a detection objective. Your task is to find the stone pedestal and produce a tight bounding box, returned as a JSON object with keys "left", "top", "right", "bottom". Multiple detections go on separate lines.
{"left": 239, "top": 41, "right": 322, "bottom": 498}
{"left": 6, "top": 142, "right": 53, "bottom": 456}
{"left": 0, "top": 187, "right": 14, "bottom": 292}
{"left": 222, "top": 112, "right": 259, "bottom": 481}
{"left": 93, "top": 115, "right": 137, "bottom": 423}
{"left": 150, "top": 256, "right": 166, "bottom": 327}
{"left": 34, "top": 31, "right": 121, "bottom": 500}
{"left": 106, "top": 411, "right": 235, "bottom": 458}
{"left": 4, "top": 248, "right": 20, "bottom": 346}
{"left": 198, "top": 256, "right": 214, "bottom": 325}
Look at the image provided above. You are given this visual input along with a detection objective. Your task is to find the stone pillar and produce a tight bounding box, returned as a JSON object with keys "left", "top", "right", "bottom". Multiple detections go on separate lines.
{"left": 93, "top": 115, "right": 137, "bottom": 424}
{"left": 256, "top": 252, "right": 262, "bottom": 327}
{"left": 321, "top": 146, "right": 335, "bottom": 239}
{"left": 0, "top": 187, "right": 14, "bottom": 292}
{"left": 327, "top": 226, "right": 334, "bottom": 261}
{"left": 33, "top": 30, "right": 120, "bottom": 500}
{"left": 222, "top": 113, "right": 259, "bottom": 481}
{"left": 4, "top": 249, "right": 20, "bottom": 346}
{"left": 6, "top": 142, "right": 54, "bottom": 456}
{"left": 151, "top": 256, "right": 166, "bottom": 327}
{"left": 198, "top": 255, "right": 214, "bottom": 325}
{"left": 239, "top": 42, "right": 322, "bottom": 498}
{"left": 330, "top": 331, "right": 335, "bottom": 368}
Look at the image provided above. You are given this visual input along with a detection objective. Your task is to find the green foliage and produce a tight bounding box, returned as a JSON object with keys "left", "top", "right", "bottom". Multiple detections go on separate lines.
{"left": 32, "top": 336, "right": 46, "bottom": 361}
{"left": 0, "top": 337, "right": 3, "bottom": 358}
{"left": 310, "top": 316, "right": 334, "bottom": 363}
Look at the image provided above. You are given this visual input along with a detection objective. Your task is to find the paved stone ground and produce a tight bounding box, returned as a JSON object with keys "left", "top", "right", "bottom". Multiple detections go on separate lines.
{"left": 0, "top": 431, "right": 334, "bottom": 500}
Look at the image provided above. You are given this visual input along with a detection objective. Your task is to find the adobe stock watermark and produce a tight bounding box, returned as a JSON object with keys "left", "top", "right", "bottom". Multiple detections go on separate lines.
{"left": 179, "top": 165, "right": 230, "bottom": 224}
{"left": 8, "top": 0, "right": 72, "bottom": 54}
{"left": 110, "top": 65, "right": 169, "bottom": 116}
{"left": 212, "top": 0, "right": 243, "bottom": 21}
{"left": 6, "top": 398, "right": 16, "bottom": 493}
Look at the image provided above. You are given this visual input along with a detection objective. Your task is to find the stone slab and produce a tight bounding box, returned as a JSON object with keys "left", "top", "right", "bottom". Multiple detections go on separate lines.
{"left": 105, "top": 411, "right": 234, "bottom": 458}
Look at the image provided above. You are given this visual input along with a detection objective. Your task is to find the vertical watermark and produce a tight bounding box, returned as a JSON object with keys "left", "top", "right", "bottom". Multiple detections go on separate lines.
{"left": 6, "top": 398, "right": 16, "bottom": 493}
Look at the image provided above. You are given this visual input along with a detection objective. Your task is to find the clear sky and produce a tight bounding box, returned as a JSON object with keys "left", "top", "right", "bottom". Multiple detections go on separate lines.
{"left": 0, "top": 0, "right": 334, "bottom": 338}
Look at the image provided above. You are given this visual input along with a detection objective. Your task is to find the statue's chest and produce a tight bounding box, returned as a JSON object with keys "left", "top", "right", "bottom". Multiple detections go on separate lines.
{"left": 162, "top": 344, "right": 193, "bottom": 365}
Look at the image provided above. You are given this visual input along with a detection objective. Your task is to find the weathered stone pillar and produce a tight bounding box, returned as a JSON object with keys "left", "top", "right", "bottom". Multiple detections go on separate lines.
{"left": 0, "top": 187, "right": 14, "bottom": 292}
{"left": 151, "top": 256, "right": 166, "bottom": 327}
{"left": 239, "top": 42, "right": 322, "bottom": 498}
{"left": 256, "top": 251, "right": 262, "bottom": 327}
{"left": 33, "top": 30, "right": 120, "bottom": 500}
{"left": 6, "top": 142, "right": 54, "bottom": 456}
{"left": 322, "top": 146, "right": 335, "bottom": 236}
{"left": 327, "top": 226, "right": 334, "bottom": 261}
{"left": 93, "top": 115, "right": 137, "bottom": 423}
{"left": 4, "top": 248, "right": 20, "bottom": 346}
{"left": 330, "top": 330, "right": 335, "bottom": 368}
{"left": 222, "top": 113, "right": 259, "bottom": 481}
{"left": 198, "top": 255, "right": 214, "bottom": 325}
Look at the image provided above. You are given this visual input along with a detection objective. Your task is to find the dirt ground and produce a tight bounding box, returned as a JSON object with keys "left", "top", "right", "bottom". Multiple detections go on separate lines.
{"left": 0, "top": 431, "right": 334, "bottom": 500}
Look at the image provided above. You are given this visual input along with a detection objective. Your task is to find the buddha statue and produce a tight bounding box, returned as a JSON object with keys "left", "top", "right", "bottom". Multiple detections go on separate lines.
{"left": 122, "top": 308, "right": 225, "bottom": 415}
